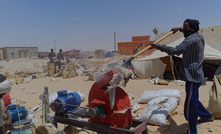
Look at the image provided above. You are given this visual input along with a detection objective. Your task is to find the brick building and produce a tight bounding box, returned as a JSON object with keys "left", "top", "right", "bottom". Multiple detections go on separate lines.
{"left": 0, "top": 47, "right": 38, "bottom": 60}
{"left": 118, "top": 35, "right": 155, "bottom": 55}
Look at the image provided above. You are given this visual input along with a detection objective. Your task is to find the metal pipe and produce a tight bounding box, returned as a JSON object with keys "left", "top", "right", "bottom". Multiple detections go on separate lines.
{"left": 51, "top": 102, "right": 90, "bottom": 109}
{"left": 44, "top": 86, "right": 49, "bottom": 123}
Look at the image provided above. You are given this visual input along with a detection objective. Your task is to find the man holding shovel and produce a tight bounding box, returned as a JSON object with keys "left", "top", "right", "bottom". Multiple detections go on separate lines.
{"left": 149, "top": 19, "right": 214, "bottom": 134}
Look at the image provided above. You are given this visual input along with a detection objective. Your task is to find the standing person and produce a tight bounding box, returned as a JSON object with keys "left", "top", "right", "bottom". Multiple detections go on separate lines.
{"left": 0, "top": 74, "right": 12, "bottom": 133}
{"left": 149, "top": 19, "right": 214, "bottom": 134}
{"left": 56, "top": 49, "right": 64, "bottom": 71}
{"left": 48, "top": 48, "right": 56, "bottom": 63}
{"left": 48, "top": 49, "right": 57, "bottom": 73}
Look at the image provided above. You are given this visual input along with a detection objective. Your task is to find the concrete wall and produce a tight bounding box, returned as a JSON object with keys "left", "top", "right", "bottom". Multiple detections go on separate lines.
{"left": 0, "top": 50, "right": 3, "bottom": 60}
{"left": 0, "top": 47, "right": 38, "bottom": 60}
{"left": 156, "top": 25, "right": 221, "bottom": 51}
{"left": 95, "top": 49, "right": 105, "bottom": 58}
{"left": 0, "top": 48, "right": 8, "bottom": 60}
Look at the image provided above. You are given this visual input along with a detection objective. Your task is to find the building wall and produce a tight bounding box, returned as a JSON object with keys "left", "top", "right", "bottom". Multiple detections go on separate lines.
{"left": 0, "top": 47, "right": 38, "bottom": 60}
{"left": 0, "top": 50, "right": 3, "bottom": 60}
{"left": 156, "top": 25, "right": 221, "bottom": 51}
{"left": 95, "top": 49, "right": 105, "bottom": 58}
{"left": 118, "top": 41, "right": 155, "bottom": 55}
{"left": 132, "top": 35, "right": 150, "bottom": 41}
{"left": 118, "top": 35, "right": 156, "bottom": 55}
{"left": 0, "top": 48, "right": 8, "bottom": 60}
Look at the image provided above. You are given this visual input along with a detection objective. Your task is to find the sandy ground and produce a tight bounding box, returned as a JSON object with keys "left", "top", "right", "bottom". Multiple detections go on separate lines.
{"left": 9, "top": 76, "right": 221, "bottom": 134}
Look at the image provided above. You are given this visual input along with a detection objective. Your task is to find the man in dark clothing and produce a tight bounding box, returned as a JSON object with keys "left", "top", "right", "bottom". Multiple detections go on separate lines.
{"left": 57, "top": 49, "right": 64, "bottom": 61}
{"left": 48, "top": 48, "right": 56, "bottom": 63}
{"left": 55, "top": 49, "right": 64, "bottom": 72}
{"left": 149, "top": 19, "right": 214, "bottom": 134}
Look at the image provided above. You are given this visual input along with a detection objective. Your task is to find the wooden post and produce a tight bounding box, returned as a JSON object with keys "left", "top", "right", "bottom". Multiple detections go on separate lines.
{"left": 114, "top": 32, "right": 116, "bottom": 53}
{"left": 54, "top": 40, "right": 56, "bottom": 52}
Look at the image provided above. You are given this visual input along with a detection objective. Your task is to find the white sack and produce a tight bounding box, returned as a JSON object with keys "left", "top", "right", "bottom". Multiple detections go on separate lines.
{"left": 0, "top": 79, "right": 11, "bottom": 94}
{"left": 139, "top": 97, "right": 178, "bottom": 126}
{"left": 137, "top": 89, "right": 181, "bottom": 104}
{"left": 77, "top": 90, "right": 86, "bottom": 102}
{"left": 76, "top": 69, "right": 83, "bottom": 76}
{"left": 48, "top": 92, "right": 58, "bottom": 105}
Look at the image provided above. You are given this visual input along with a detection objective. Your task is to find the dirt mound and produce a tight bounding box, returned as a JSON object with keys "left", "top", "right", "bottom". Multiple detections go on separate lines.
{"left": 0, "top": 58, "right": 48, "bottom": 77}
{"left": 0, "top": 54, "right": 145, "bottom": 78}
{"left": 74, "top": 54, "right": 144, "bottom": 72}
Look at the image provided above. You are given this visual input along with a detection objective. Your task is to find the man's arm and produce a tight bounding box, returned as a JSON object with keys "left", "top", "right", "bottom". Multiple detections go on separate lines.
{"left": 150, "top": 40, "right": 188, "bottom": 56}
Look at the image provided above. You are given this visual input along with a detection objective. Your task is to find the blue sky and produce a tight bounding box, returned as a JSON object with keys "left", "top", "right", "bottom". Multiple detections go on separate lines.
{"left": 0, "top": 0, "right": 221, "bottom": 51}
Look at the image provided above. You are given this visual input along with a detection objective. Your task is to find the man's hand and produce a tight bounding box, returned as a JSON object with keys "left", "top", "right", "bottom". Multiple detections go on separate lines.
{"left": 171, "top": 27, "right": 182, "bottom": 34}
{"left": 149, "top": 43, "right": 157, "bottom": 50}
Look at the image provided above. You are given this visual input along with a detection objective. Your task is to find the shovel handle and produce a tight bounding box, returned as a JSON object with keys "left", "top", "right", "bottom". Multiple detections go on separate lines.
{"left": 133, "top": 26, "right": 181, "bottom": 58}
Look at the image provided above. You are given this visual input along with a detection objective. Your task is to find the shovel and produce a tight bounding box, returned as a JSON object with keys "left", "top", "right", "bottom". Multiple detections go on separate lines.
{"left": 107, "top": 26, "right": 181, "bottom": 68}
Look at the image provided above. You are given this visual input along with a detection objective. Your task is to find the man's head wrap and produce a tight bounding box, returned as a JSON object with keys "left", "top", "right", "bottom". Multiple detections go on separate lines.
{"left": 184, "top": 19, "right": 200, "bottom": 32}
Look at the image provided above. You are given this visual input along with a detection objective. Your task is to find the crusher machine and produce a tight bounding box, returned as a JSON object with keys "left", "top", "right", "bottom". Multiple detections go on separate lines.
{"left": 52, "top": 70, "right": 148, "bottom": 134}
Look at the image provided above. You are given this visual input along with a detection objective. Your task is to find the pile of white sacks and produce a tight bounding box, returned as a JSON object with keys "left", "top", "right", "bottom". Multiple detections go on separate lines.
{"left": 137, "top": 89, "right": 182, "bottom": 126}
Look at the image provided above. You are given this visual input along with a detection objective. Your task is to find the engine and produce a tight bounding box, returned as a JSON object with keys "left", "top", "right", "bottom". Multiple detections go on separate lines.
{"left": 4, "top": 104, "right": 28, "bottom": 124}
{"left": 50, "top": 90, "right": 81, "bottom": 114}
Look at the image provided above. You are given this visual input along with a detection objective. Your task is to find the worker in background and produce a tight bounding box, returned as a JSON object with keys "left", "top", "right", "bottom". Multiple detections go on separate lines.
{"left": 55, "top": 49, "right": 64, "bottom": 72}
{"left": 149, "top": 19, "right": 214, "bottom": 134}
{"left": 0, "top": 74, "right": 12, "bottom": 133}
{"left": 48, "top": 48, "right": 56, "bottom": 63}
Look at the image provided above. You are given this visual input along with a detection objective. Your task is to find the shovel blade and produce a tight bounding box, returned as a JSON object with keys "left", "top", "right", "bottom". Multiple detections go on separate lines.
{"left": 107, "top": 62, "right": 120, "bottom": 68}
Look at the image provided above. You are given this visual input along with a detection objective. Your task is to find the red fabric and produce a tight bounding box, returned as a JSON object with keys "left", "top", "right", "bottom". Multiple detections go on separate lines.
{"left": 3, "top": 93, "right": 11, "bottom": 109}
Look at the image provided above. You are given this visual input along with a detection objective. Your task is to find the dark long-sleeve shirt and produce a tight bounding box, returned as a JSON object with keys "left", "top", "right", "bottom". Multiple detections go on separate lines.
{"left": 57, "top": 53, "right": 64, "bottom": 60}
{"left": 156, "top": 32, "right": 205, "bottom": 83}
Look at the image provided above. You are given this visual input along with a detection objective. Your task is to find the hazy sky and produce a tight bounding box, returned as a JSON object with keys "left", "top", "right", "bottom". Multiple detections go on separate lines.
{"left": 0, "top": 0, "right": 221, "bottom": 51}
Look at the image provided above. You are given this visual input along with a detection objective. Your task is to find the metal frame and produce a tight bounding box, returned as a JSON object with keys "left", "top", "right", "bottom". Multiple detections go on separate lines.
{"left": 53, "top": 108, "right": 148, "bottom": 134}
{"left": 4, "top": 118, "right": 37, "bottom": 132}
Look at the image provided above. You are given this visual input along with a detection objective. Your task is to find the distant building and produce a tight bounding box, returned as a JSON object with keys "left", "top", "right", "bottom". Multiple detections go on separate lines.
{"left": 38, "top": 51, "right": 50, "bottom": 59}
{"left": 118, "top": 35, "right": 155, "bottom": 55}
{"left": 0, "top": 47, "right": 38, "bottom": 60}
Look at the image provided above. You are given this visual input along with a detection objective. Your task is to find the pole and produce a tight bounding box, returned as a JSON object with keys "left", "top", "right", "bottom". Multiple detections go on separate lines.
{"left": 44, "top": 86, "right": 49, "bottom": 123}
{"left": 54, "top": 40, "right": 56, "bottom": 51}
{"left": 114, "top": 32, "right": 116, "bottom": 53}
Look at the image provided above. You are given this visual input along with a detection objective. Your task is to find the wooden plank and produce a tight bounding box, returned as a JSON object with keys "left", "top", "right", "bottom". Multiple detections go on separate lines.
{"left": 131, "top": 119, "right": 147, "bottom": 127}
{"left": 131, "top": 119, "right": 148, "bottom": 134}
{"left": 133, "top": 122, "right": 147, "bottom": 134}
